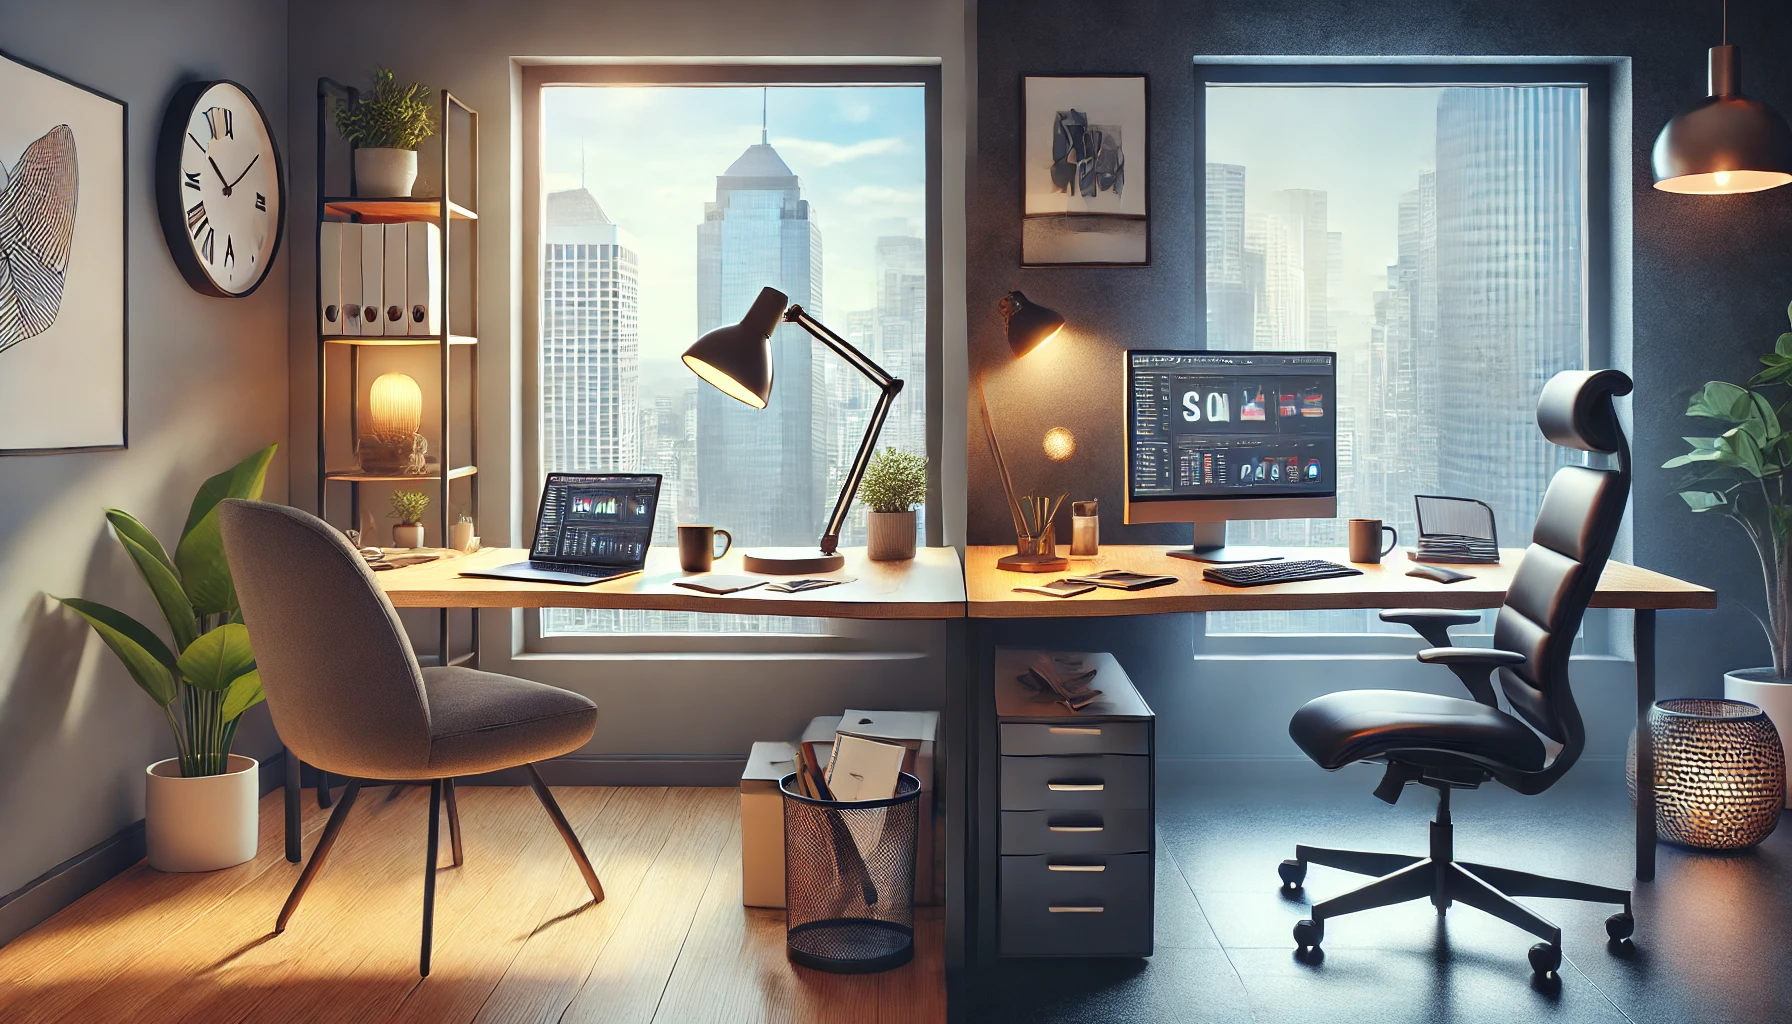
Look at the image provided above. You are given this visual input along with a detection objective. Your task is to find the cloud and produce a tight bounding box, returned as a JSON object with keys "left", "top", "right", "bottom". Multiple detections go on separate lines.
{"left": 847, "top": 185, "right": 925, "bottom": 205}
{"left": 837, "top": 98, "right": 874, "bottom": 123}
{"left": 769, "top": 136, "right": 905, "bottom": 167}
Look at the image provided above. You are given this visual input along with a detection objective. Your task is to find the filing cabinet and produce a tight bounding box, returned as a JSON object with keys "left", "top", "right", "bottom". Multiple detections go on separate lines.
{"left": 994, "top": 649, "right": 1154, "bottom": 957}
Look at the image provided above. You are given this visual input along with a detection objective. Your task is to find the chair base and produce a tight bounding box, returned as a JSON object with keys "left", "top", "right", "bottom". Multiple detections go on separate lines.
{"left": 1280, "top": 786, "right": 1632, "bottom": 977}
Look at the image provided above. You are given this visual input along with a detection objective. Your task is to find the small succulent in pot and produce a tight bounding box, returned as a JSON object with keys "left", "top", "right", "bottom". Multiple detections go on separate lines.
{"left": 389, "top": 489, "right": 429, "bottom": 548}
{"left": 860, "top": 448, "right": 926, "bottom": 561}
{"left": 336, "top": 67, "right": 436, "bottom": 197}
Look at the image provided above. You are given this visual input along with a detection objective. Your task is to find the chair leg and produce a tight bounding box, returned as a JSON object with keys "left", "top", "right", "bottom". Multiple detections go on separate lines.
{"left": 317, "top": 770, "right": 332, "bottom": 809}
{"left": 1448, "top": 863, "right": 1561, "bottom": 947}
{"left": 1458, "top": 861, "right": 1629, "bottom": 909}
{"left": 421, "top": 779, "right": 442, "bottom": 977}
{"left": 1310, "top": 859, "right": 1435, "bottom": 923}
{"left": 277, "top": 779, "right": 362, "bottom": 933}
{"left": 443, "top": 778, "right": 464, "bottom": 867}
{"left": 1295, "top": 844, "right": 1424, "bottom": 878}
{"left": 525, "top": 763, "right": 604, "bottom": 903}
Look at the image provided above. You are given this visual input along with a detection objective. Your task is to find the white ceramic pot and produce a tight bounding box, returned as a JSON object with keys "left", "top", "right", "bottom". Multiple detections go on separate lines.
{"left": 145, "top": 754, "right": 258, "bottom": 872}
{"left": 354, "top": 147, "right": 418, "bottom": 197}
{"left": 867, "top": 510, "right": 917, "bottom": 561}
{"left": 450, "top": 520, "right": 475, "bottom": 553}
{"left": 1724, "top": 667, "right": 1792, "bottom": 805}
{"left": 393, "top": 523, "right": 425, "bottom": 548}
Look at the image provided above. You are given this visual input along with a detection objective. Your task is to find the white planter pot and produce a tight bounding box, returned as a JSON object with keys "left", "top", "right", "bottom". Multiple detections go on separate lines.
{"left": 146, "top": 755, "right": 259, "bottom": 872}
{"left": 450, "top": 520, "right": 475, "bottom": 553}
{"left": 867, "top": 510, "right": 917, "bottom": 561}
{"left": 354, "top": 147, "right": 418, "bottom": 197}
{"left": 393, "top": 523, "right": 425, "bottom": 548}
{"left": 1724, "top": 667, "right": 1792, "bottom": 806}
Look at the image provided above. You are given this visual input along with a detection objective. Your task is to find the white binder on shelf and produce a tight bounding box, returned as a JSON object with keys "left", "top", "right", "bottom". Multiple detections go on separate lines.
{"left": 383, "top": 224, "right": 408, "bottom": 335}
{"left": 318, "top": 222, "right": 343, "bottom": 335}
{"left": 360, "top": 222, "right": 385, "bottom": 337}
{"left": 406, "top": 221, "right": 442, "bottom": 336}
{"left": 338, "top": 224, "right": 363, "bottom": 337}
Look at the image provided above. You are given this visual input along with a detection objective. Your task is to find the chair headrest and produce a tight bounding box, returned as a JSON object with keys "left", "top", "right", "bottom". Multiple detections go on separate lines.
{"left": 1536, "top": 369, "right": 1633, "bottom": 454}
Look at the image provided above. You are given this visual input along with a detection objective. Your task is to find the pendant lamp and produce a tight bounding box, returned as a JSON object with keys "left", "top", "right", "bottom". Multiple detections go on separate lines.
{"left": 1652, "top": 2, "right": 1792, "bottom": 194}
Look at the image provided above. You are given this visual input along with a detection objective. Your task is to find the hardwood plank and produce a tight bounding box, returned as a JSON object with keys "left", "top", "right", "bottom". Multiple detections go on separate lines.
{"left": 559, "top": 787, "right": 737, "bottom": 1024}
{"left": 877, "top": 908, "right": 946, "bottom": 1024}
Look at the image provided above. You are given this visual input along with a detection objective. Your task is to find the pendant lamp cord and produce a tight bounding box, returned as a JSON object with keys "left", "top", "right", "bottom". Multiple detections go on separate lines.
{"left": 1722, "top": 0, "right": 1728, "bottom": 45}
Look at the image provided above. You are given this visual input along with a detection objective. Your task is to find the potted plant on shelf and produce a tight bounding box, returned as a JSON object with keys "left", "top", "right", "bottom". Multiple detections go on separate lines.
{"left": 1665, "top": 300, "right": 1792, "bottom": 802}
{"left": 55, "top": 445, "right": 275, "bottom": 872}
{"left": 335, "top": 67, "right": 436, "bottom": 198}
{"left": 860, "top": 447, "right": 926, "bottom": 562}
{"left": 390, "top": 489, "right": 429, "bottom": 548}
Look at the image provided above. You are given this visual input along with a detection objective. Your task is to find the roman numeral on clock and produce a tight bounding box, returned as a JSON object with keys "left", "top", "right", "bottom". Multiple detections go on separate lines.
{"left": 255, "top": 192, "right": 266, "bottom": 212}
{"left": 183, "top": 170, "right": 201, "bottom": 191}
{"left": 201, "top": 227, "right": 215, "bottom": 264}
{"left": 186, "top": 201, "right": 207, "bottom": 237}
{"left": 224, "top": 236, "right": 235, "bottom": 268}
{"left": 203, "top": 106, "right": 233, "bottom": 140}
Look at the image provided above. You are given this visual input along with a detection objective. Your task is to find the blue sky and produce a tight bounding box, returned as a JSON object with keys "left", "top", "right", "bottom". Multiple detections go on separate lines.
{"left": 544, "top": 85, "right": 926, "bottom": 396}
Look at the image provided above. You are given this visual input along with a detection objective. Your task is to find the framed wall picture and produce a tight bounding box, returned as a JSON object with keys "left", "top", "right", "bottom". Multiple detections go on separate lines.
{"left": 1021, "top": 74, "right": 1148, "bottom": 267}
{"left": 0, "top": 49, "right": 127, "bottom": 455}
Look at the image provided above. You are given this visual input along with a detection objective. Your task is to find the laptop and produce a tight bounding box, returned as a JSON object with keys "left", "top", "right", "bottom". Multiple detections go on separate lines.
{"left": 460, "top": 472, "right": 663, "bottom": 585}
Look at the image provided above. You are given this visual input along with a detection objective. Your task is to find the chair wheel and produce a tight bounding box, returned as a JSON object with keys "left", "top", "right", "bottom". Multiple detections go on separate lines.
{"left": 1528, "top": 941, "right": 1561, "bottom": 976}
{"left": 1278, "top": 858, "right": 1306, "bottom": 889}
{"left": 1293, "top": 918, "right": 1324, "bottom": 949}
{"left": 1605, "top": 911, "right": 1634, "bottom": 941}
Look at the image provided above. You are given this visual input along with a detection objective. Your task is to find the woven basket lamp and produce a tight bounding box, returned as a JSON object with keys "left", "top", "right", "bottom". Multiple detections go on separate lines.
{"left": 1628, "top": 698, "right": 1785, "bottom": 850}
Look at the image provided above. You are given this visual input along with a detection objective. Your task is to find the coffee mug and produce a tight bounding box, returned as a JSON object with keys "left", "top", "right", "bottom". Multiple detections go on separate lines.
{"left": 1347, "top": 518, "right": 1398, "bottom": 564}
{"left": 677, "top": 524, "right": 733, "bottom": 572}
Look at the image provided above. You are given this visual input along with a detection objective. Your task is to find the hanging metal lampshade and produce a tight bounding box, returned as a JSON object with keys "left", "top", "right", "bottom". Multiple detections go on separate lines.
{"left": 1653, "top": 8, "right": 1792, "bottom": 195}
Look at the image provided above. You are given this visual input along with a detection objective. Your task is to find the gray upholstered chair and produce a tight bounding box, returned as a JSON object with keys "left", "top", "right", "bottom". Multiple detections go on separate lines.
{"left": 218, "top": 499, "right": 605, "bottom": 976}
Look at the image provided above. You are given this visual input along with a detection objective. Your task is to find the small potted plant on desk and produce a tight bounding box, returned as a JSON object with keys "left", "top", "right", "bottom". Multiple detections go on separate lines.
{"left": 1665, "top": 302, "right": 1792, "bottom": 803}
{"left": 56, "top": 446, "right": 275, "bottom": 871}
{"left": 390, "top": 489, "right": 429, "bottom": 549}
{"left": 860, "top": 447, "right": 926, "bottom": 562}
{"left": 336, "top": 66, "right": 436, "bottom": 198}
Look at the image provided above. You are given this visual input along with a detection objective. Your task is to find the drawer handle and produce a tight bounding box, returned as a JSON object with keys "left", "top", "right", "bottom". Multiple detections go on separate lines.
{"left": 1048, "top": 726, "right": 1102, "bottom": 736}
{"left": 1048, "top": 824, "right": 1103, "bottom": 833}
{"left": 1048, "top": 905, "right": 1105, "bottom": 913}
{"left": 1047, "top": 782, "right": 1104, "bottom": 792}
{"left": 1048, "top": 863, "right": 1106, "bottom": 872}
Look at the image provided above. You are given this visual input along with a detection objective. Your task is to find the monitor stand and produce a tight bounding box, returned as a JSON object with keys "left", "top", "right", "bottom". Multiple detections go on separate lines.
{"left": 1165, "top": 521, "right": 1284, "bottom": 565}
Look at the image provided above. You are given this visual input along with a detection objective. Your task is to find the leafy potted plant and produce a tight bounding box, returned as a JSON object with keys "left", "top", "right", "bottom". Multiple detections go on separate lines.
{"left": 335, "top": 67, "right": 436, "bottom": 198}
{"left": 859, "top": 447, "right": 926, "bottom": 561}
{"left": 56, "top": 445, "right": 275, "bottom": 871}
{"left": 390, "top": 489, "right": 429, "bottom": 548}
{"left": 1665, "top": 300, "right": 1792, "bottom": 802}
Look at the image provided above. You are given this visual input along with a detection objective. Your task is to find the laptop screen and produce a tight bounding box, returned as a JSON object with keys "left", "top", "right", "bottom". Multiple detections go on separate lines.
{"left": 530, "top": 473, "right": 662, "bottom": 567}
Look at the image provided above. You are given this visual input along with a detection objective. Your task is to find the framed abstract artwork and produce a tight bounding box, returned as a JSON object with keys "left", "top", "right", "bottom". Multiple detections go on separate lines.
{"left": 0, "top": 49, "right": 127, "bottom": 455}
{"left": 1021, "top": 74, "right": 1148, "bottom": 267}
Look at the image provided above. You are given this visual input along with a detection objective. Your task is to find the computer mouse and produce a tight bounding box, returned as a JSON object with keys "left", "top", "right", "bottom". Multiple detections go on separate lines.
{"left": 1407, "top": 563, "right": 1473, "bottom": 584}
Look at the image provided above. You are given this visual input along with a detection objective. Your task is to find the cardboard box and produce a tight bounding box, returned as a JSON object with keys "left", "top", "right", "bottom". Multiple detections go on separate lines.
{"left": 800, "top": 711, "right": 942, "bottom": 905}
{"left": 741, "top": 740, "right": 798, "bottom": 908}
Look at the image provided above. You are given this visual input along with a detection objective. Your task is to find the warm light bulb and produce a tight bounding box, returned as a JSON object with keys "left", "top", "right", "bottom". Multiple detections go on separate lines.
{"left": 368, "top": 373, "right": 423, "bottom": 442}
{"left": 1043, "top": 426, "right": 1076, "bottom": 462}
{"left": 1714, "top": 170, "right": 1732, "bottom": 186}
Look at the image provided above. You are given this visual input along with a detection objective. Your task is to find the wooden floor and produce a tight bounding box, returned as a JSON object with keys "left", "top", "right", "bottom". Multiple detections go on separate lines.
{"left": 0, "top": 785, "right": 945, "bottom": 1023}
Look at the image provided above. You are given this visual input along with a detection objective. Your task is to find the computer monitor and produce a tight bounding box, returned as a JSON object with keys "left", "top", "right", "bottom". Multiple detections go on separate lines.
{"left": 1124, "top": 349, "right": 1337, "bottom": 563}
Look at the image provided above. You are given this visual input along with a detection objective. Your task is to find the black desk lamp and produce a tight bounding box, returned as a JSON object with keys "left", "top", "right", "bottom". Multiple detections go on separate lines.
{"left": 683, "top": 285, "right": 904, "bottom": 574}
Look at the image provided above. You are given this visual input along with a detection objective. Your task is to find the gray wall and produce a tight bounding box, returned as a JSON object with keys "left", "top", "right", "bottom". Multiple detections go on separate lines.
{"left": 970, "top": 0, "right": 1792, "bottom": 741}
{"left": 0, "top": 0, "right": 290, "bottom": 904}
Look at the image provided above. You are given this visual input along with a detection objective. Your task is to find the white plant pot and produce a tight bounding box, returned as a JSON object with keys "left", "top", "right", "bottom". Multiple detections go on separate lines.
{"left": 354, "top": 147, "right": 418, "bottom": 197}
{"left": 146, "top": 755, "right": 258, "bottom": 872}
{"left": 450, "top": 520, "right": 475, "bottom": 553}
{"left": 867, "top": 510, "right": 917, "bottom": 561}
{"left": 393, "top": 523, "right": 425, "bottom": 548}
{"left": 1724, "top": 667, "right": 1792, "bottom": 805}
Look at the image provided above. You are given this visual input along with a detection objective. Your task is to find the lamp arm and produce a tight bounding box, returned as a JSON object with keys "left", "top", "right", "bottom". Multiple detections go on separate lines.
{"left": 785, "top": 305, "right": 905, "bottom": 555}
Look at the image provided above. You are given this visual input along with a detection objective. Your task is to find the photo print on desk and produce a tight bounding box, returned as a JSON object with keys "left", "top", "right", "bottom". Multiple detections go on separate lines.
{"left": 1022, "top": 74, "right": 1148, "bottom": 266}
{"left": 0, "top": 49, "right": 126, "bottom": 454}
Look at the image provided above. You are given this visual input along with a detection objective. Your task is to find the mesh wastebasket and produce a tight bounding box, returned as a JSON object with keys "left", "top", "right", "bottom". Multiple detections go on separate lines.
{"left": 780, "top": 771, "right": 920, "bottom": 973}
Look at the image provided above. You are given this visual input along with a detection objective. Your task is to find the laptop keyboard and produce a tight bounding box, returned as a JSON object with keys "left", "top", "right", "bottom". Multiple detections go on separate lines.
{"left": 532, "top": 562, "right": 628, "bottom": 578}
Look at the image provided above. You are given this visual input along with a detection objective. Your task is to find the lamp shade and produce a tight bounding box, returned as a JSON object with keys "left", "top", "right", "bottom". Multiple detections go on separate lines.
{"left": 1653, "top": 45, "right": 1792, "bottom": 195}
{"left": 368, "top": 373, "right": 423, "bottom": 441}
{"left": 998, "top": 290, "right": 1065, "bottom": 358}
{"left": 682, "top": 285, "right": 785, "bottom": 408}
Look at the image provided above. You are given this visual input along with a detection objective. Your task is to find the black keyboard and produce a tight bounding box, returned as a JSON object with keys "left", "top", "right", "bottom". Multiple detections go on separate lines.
{"left": 531, "top": 561, "right": 632, "bottom": 579}
{"left": 1202, "top": 559, "right": 1364, "bottom": 588}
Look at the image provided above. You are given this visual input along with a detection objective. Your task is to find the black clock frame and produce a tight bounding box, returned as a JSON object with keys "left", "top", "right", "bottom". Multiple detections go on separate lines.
{"left": 155, "top": 79, "right": 286, "bottom": 299}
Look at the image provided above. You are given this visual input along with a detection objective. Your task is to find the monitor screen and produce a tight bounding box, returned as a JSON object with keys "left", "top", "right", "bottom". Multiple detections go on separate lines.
{"left": 530, "top": 473, "right": 662, "bottom": 566}
{"left": 1127, "top": 350, "right": 1336, "bottom": 504}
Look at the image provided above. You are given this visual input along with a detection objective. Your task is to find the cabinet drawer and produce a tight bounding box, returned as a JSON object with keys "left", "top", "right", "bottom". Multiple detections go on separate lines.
{"left": 1000, "top": 754, "right": 1149, "bottom": 811}
{"left": 1001, "top": 809, "right": 1150, "bottom": 856}
{"left": 1000, "top": 721, "right": 1149, "bottom": 756}
{"left": 999, "top": 852, "right": 1153, "bottom": 956}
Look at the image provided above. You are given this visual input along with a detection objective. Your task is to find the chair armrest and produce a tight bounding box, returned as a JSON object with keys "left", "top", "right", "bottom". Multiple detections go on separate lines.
{"left": 1380, "top": 608, "right": 1484, "bottom": 648}
{"left": 1417, "top": 647, "right": 1526, "bottom": 707}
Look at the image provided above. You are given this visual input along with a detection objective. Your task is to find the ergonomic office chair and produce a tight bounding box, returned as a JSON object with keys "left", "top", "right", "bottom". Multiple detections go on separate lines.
{"left": 1278, "top": 369, "right": 1635, "bottom": 977}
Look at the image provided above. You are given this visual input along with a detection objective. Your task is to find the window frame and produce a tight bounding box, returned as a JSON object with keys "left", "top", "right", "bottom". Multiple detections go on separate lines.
{"left": 519, "top": 62, "right": 943, "bottom": 653}
{"left": 1192, "top": 59, "right": 1619, "bottom": 654}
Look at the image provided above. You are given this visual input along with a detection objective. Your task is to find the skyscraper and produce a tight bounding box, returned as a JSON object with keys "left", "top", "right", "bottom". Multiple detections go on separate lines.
{"left": 541, "top": 188, "right": 639, "bottom": 477}
{"left": 695, "top": 134, "right": 825, "bottom": 547}
{"left": 873, "top": 233, "right": 926, "bottom": 459}
{"left": 1204, "top": 163, "right": 1252, "bottom": 347}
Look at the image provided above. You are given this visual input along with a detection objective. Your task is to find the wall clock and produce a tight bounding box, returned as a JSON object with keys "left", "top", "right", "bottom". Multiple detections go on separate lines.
{"left": 155, "top": 80, "right": 284, "bottom": 297}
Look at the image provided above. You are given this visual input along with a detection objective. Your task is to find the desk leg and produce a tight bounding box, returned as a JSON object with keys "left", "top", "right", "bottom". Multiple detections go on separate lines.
{"left": 946, "top": 619, "right": 975, "bottom": 1023}
{"left": 1634, "top": 609, "right": 1656, "bottom": 883}
{"left": 284, "top": 744, "right": 301, "bottom": 863}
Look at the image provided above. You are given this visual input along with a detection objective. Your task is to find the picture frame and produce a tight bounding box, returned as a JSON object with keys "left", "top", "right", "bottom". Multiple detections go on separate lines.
{"left": 0, "top": 48, "right": 128, "bottom": 455}
{"left": 1021, "top": 74, "right": 1148, "bottom": 268}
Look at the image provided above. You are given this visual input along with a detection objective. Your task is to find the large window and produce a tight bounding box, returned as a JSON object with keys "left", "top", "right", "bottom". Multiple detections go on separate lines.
{"left": 530, "top": 70, "right": 934, "bottom": 636}
{"left": 1201, "top": 70, "right": 1598, "bottom": 635}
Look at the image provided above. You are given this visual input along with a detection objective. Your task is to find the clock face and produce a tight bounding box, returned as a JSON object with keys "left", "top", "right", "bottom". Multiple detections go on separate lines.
{"left": 161, "top": 81, "right": 283, "bottom": 296}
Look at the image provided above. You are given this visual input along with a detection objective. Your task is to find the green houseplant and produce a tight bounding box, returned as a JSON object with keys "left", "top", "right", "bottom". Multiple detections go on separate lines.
{"left": 56, "top": 444, "right": 275, "bottom": 870}
{"left": 390, "top": 489, "right": 429, "bottom": 548}
{"left": 1664, "top": 301, "right": 1792, "bottom": 802}
{"left": 860, "top": 447, "right": 926, "bottom": 561}
{"left": 335, "top": 67, "right": 436, "bottom": 198}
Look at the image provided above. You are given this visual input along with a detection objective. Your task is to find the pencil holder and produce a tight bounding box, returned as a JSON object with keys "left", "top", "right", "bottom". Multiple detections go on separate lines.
{"left": 780, "top": 772, "right": 921, "bottom": 973}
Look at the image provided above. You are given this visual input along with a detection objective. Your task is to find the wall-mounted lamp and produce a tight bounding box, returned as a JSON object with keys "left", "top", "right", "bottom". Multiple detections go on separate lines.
{"left": 1652, "top": 2, "right": 1792, "bottom": 194}
{"left": 998, "top": 290, "right": 1066, "bottom": 358}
